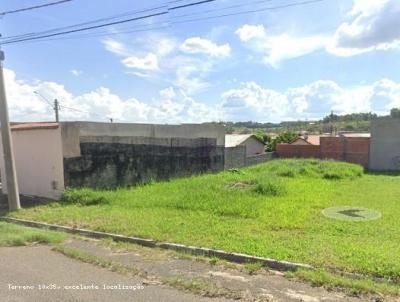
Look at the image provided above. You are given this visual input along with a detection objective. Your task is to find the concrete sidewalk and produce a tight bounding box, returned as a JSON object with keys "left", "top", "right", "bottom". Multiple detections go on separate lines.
{"left": 46, "top": 238, "right": 379, "bottom": 302}
{"left": 0, "top": 245, "right": 229, "bottom": 302}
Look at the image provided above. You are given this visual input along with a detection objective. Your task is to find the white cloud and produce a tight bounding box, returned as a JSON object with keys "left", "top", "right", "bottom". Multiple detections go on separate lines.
{"left": 4, "top": 68, "right": 221, "bottom": 124}
{"left": 328, "top": 0, "right": 400, "bottom": 56}
{"left": 5, "top": 68, "right": 400, "bottom": 123}
{"left": 70, "top": 69, "right": 83, "bottom": 76}
{"left": 235, "top": 24, "right": 266, "bottom": 42}
{"left": 237, "top": 1, "right": 400, "bottom": 66}
{"left": 180, "top": 37, "right": 231, "bottom": 57}
{"left": 103, "top": 39, "right": 127, "bottom": 56}
{"left": 122, "top": 53, "right": 159, "bottom": 71}
{"left": 222, "top": 82, "right": 289, "bottom": 121}
{"left": 104, "top": 34, "right": 228, "bottom": 95}
{"left": 235, "top": 24, "right": 327, "bottom": 68}
{"left": 221, "top": 79, "right": 400, "bottom": 122}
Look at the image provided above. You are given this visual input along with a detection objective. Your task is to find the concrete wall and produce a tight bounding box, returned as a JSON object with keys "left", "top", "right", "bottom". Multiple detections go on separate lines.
{"left": 245, "top": 152, "right": 275, "bottom": 166}
{"left": 61, "top": 122, "right": 225, "bottom": 158}
{"left": 242, "top": 137, "right": 265, "bottom": 156}
{"left": 224, "top": 145, "right": 274, "bottom": 169}
{"left": 61, "top": 122, "right": 226, "bottom": 188}
{"left": 224, "top": 146, "right": 246, "bottom": 169}
{"left": 0, "top": 128, "right": 64, "bottom": 199}
{"left": 369, "top": 118, "right": 400, "bottom": 171}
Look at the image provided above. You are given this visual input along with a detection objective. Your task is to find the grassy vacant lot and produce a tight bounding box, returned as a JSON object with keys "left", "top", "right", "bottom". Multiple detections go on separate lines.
{"left": 0, "top": 222, "right": 66, "bottom": 246}
{"left": 8, "top": 159, "right": 400, "bottom": 284}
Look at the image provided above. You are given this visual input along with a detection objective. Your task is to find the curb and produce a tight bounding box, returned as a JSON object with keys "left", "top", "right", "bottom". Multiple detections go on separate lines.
{"left": 1, "top": 217, "right": 156, "bottom": 247}
{"left": 1, "top": 217, "right": 313, "bottom": 271}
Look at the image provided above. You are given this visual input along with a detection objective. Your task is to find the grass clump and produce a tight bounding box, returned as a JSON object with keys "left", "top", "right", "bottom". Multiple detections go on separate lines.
{"left": 252, "top": 179, "right": 286, "bottom": 196}
{"left": 61, "top": 188, "right": 110, "bottom": 206}
{"left": 0, "top": 222, "right": 66, "bottom": 246}
{"left": 264, "top": 159, "right": 364, "bottom": 180}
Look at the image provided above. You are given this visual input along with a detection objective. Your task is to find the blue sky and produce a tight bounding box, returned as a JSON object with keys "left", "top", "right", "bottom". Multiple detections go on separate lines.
{"left": 1, "top": 0, "right": 400, "bottom": 123}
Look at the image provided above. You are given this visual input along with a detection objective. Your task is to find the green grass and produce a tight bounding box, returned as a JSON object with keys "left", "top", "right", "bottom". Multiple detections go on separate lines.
{"left": 8, "top": 159, "right": 400, "bottom": 287}
{"left": 0, "top": 222, "right": 66, "bottom": 246}
{"left": 286, "top": 269, "right": 400, "bottom": 296}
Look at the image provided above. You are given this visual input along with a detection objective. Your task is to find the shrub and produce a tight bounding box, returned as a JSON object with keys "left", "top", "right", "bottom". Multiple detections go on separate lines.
{"left": 61, "top": 188, "right": 110, "bottom": 206}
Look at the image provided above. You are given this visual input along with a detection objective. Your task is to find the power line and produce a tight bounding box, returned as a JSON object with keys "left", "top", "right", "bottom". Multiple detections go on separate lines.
{"left": 0, "top": 0, "right": 217, "bottom": 45}
{"left": 169, "top": 0, "right": 216, "bottom": 10}
{"left": 172, "top": 0, "right": 325, "bottom": 25}
{"left": 35, "top": 0, "right": 274, "bottom": 42}
{"left": 0, "top": 11, "right": 168, "bottom": 45}
{"left": 1, "top": 0, "right": 326, "bottom": 45}
{"left": 0, "top": 4, "right": 167, "bottom": 42}
{"left": 0, "top": 0, "right": 73, "bottom": 16}
{"left": 34, "top": 91, "right": 112, "bottom": 121}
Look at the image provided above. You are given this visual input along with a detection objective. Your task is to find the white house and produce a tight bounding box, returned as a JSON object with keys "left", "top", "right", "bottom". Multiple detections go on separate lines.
{"left": 225, "top": 134, "right": 265, "bottom": 157}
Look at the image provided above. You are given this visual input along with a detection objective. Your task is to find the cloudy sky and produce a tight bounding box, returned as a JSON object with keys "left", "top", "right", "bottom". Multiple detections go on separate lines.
{"left": 1, "top": 0, "right": 400, "bottom": 123}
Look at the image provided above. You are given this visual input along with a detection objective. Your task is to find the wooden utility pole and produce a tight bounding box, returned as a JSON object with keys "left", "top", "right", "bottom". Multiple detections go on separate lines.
{"left": 0, "top": 49, "right": 21, "bottom": 210}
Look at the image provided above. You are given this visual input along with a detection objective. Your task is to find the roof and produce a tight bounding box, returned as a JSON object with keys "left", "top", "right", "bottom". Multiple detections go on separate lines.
{"left": 10, "top": 122, "right": 59, "bottom": 131}
{"left": 340, "top": 133, "right": 370, "bottom": 138}
{"left": 304, "top": 135, "right": 320, "bottom": 145}
{"left": 291, "top": 135, "right": 320, "bottom": 145}
{"left": 225, "top": 134, "right": 264, "bottom": 147}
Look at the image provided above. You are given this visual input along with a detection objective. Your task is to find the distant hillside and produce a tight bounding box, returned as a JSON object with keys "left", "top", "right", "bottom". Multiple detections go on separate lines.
{"left": 224, "top": 112, "right": 379, "bottom": 135}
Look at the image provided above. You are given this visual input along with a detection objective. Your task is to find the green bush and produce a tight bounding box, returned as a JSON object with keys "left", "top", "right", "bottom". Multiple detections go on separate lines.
{"left": 61, "top": 188, "right": 110, "bottom": 206}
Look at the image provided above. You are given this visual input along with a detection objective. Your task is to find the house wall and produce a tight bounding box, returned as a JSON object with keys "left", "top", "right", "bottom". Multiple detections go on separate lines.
{"left": 0, "top": 128, "right": 64, "bottom": 199}
{"left": 61, "top": 122, "right": 225, "bottom": 188}
{"left": 369, "top": 118, "right": 400, "bottom": 171}
{"left": 243, "top": 137, "right": 265, "bottom": 156}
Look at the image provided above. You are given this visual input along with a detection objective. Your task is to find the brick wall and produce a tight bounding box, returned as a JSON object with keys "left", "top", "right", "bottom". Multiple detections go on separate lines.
{"left": 277, "top": 136, "right": 370, "bottom": 167}
{"left": 320, "top": 137, "right": 369, "bottom": 167}
{"left": 276, "top": 144, "right": 320, "bottom": 158}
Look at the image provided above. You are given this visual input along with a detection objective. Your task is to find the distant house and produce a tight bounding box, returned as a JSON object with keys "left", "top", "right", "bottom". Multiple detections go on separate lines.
{"left": 225, "top": 134, "right": 265, "bottom": 157}
{"left": 290, "top": 134, "right": 320, "bottom": 145}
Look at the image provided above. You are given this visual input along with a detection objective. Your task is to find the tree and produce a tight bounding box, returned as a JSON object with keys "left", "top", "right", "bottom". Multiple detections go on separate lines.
{"left": 267, "top": 131, "right": 298, "bottom": 152}
{"left": 391, "top": 108, "right": 400, "bottom": 118}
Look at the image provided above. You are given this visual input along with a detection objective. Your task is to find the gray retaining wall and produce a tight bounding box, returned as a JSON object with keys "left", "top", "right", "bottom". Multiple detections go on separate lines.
{"left": 61, "top": 122, "right": 225, "bottom": 188}
{"left": 225, "top": 145, "right": 275, "bottom": 169}
{"left": 369, "top": 118, "right": 400, "bottom": 171}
